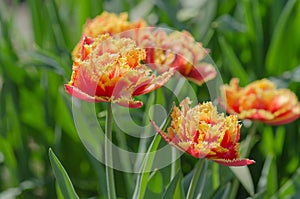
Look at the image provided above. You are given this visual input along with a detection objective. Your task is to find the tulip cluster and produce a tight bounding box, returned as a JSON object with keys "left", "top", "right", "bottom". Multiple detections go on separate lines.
{"left": 65, "top": 11, "right": 300, "bottom": 167}
{"left": 72, "top": 12, "right": 216, "bottom": 86}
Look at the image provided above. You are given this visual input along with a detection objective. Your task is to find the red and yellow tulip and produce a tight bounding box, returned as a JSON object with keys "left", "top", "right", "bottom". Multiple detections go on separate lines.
{"left": 73, "top": 11, "right": 216, "bottom": 86}
{"left": 151, "top": 97, "right": 255, "bottom": 166}
{"left": 65, "top": 34, "right": 173, "bottom": 108}
{"left": 137, "top": 29, "right": 217, "bottom": 85}
{"left": 72, "top": 11, "right": 147, "bottom": 58}
{"left": 221, "top": 78, "right": 300, "bottom": 125}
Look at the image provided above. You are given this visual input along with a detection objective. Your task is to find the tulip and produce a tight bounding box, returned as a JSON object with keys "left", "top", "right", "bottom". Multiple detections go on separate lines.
{"left": 65, "top": 34, "right": 173, "bottom": 108}
{"left": 73, "top": 11, "right": 216, "bottom": 85}
{"left": 137, "top": 29, "right": 217, "bottom": 85}
{"left": 221, "top": 78, "right": 300, "bottom": 125}
{"left": 151, "top": 97, "right": 255, "bottom": 166}
{"left": 72, "top": 11, "right": 147, "bottom": 58}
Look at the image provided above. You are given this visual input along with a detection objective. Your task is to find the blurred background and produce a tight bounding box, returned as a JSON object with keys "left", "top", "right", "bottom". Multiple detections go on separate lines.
{"left": 0, "top": 0, "right": 300, "bottom": 198}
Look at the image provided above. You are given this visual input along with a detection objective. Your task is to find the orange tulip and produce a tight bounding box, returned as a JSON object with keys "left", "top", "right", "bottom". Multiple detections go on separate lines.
{"left": 72, "top": 11, "right": 147, "bottom": 58}
{"left": 135, "top": 29, "right": 217, "bottom": 85}
{"left": 65, "top": 34, "right": 173, "bottom": 108}
{"left": 221, "top": 78, "right": 300, "bottom": 125}
{"left": 73, "top": 11, "right": 216, "bottom": 85}
{"left": 151, "top": 97, "right": 255, "bottom": 166}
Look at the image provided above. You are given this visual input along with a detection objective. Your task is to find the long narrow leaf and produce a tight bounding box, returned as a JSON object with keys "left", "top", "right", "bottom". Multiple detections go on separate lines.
{"left": 271, "top": 167, "right": 300, "bottom": 199}
{"left": 162, "top": 170, "right": 182, "bottom": 199}
{"left": 218, "top": 36, "right": 249, "bottom": 85}
{"left": 266, "top": 0, "right": 298, "bottom": 74}
{"left": 186, "top": 159, "right": 207, "bottom": 199}
{"left": 132, "top": 134, "right": 162, "bottom": 199}
{"left": 49, "top": 148, "right": 79, "bottom": 199}
{"left": 230, "top": 166, "right": 254, "bottom": 196}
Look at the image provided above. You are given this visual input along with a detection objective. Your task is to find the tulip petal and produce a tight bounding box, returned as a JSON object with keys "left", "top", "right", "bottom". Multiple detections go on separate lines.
{"left": 65, "top": 84, "right": 108, "bottom": 103}
{"left": 212, "top": 158, "right": 255, "bottom": 167}
{"left": 186, "top": 63, "right": 217, "bottom": 85}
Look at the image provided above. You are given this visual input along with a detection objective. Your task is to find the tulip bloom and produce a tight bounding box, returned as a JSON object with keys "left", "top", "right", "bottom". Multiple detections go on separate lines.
{"left": 65, "top": 34, "right": 173, "bottom": 108}
{"left": 72, "top": 11, "right": 147, "bottom": 58}
{"left": 137, "top": 29, "right": 217, "bottom": 85}
{"left": 73, "top": 11, "right": 216, "bottom": 85}
{"left": 221, "top": 78, "right": 300, "bottom": 125}
{"left": 151, "top": 97, "right": 255, "bottom": 166}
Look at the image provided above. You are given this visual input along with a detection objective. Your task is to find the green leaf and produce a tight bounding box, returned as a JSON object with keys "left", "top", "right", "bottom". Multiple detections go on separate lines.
{"left": 49, "top": 148, "right": 79, "bottom": 199}
{"left": 230, "top": 165, "right": 254, "bottom": 196}
{"left": 271, "top": 167, "right": 300, "bottom": 199}
{"left": 210, "top": 183, "right": 231, "bottom": 199}
{"left": 147, "top": 169, "right": 163, "bottom": 194}
{"left": 260, "top": 126, "right": 275, "bottom": 156}
{"left": 273, "top": 126, "right": 285, "bottom": 156}
{"left": 267, "top": 156, "right": 278, "bottom": 197}
{"left": 241, "top": 0, "right": 264, "bottom": 75}
{"left": 162, "top": 170, "right": 182, "bottom": 199}
{"left": 266, "top": 0, "right": 298, "bottom": 74}
{"left": 257, "top": 155, "right": 273, "bottom": 193}
{"left": 218, "top": 36, "right": 249, "bottom": 85}
{"left": 186, "top": 159, "right": 207, "bottom": 199}
{"left": 132, "top": 134, "right": 162, "bottom": 199}
{"left": 0, "top": 136, "right": 18, "bottom": 185}
{"left": 28, "top": 0, "right": 45, "bottom": 46}
{"left": 213, "top": 14, "right": 246, "bottom": 33}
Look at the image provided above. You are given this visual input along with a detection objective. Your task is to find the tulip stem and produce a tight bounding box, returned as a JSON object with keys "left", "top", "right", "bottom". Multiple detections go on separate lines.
{"left": 228, "top": 121, "right": 258, "bottom": 199}
{"left": 186, "top": 159, "right": 207, "bottom": 199}
{"left": 105, "top": 102, "right": 117, "bottom": 199}
{"left": 242, "top": 121, "right": 258, "bottom": 157}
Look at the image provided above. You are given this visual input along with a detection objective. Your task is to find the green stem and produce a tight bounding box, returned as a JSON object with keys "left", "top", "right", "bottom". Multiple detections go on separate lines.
{"left": 242, "top": 121, "right": 258, "bottom": 157}
{"left": 228, "top": 121, "right": 258, "bottom": 199}
{"left": 133, "top": 134, "right": 162, "bottom": 199}
{"left": 186, "top": 159, "right": 206, "bottom": 199}
{"left": 115, "top": 127, "right": 134, "bottom": 197}
{"left": 170, "top": 147, "right": 179, "bottom": 180}
{"left": 105, "top": 102, "right": 117, "bottom": 199}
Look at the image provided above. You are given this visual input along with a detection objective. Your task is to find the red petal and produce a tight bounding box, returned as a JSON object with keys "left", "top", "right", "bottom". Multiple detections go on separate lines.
{"left": 212, "top": 158, "right": 255, "bottom": 166}
{"left": 65, "top": 84, "right": 105, "bottom": 102}
{"left": 186, "top": 63, "right": 217, "bottom": 85}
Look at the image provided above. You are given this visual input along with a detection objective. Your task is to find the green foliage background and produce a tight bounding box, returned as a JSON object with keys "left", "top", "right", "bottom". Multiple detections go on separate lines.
{"left": 0, "top": 0, "right": 300, "bottom": 198}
